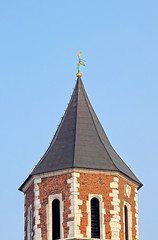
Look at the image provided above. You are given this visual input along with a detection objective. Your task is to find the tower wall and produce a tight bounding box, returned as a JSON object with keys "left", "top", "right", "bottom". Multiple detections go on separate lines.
{"left": 77, "top": 171, "right": 138, "bottom": 240}
{"left": 24, "top": 169, "right": 139, "bottom": 240}
{"left": 24, "top": 182, "right": 34, "bottom": 240}
{"left": 24, "top": 171, "right": 72, "bottom": 240}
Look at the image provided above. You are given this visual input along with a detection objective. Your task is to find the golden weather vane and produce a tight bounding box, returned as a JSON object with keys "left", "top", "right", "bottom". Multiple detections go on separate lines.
{"left": 76, "top": 52, "right": 86, "bottom": 77}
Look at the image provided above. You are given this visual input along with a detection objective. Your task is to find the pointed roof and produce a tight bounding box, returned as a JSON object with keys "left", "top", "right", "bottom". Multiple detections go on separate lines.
{"left": 20, "top": 77, "right": 143, "bottom": 190}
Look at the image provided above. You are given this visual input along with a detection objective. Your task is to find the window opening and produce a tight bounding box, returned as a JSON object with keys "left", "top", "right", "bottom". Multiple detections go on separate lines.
{"left": 27, "top": 207, "right": 32, "bottom": 240}
{"left": 124, "top": 205, "right": 129, "bottom": 240}
{"left": 91, "top": 198, "right": 100, "bottom": 238}
{"left": 52, "top": 199, "right": 60, "bottom": 240}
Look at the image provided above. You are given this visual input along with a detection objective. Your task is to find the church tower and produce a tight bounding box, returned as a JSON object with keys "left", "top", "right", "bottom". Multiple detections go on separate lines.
{"left": 19, "top": 72, "right": 142, "bottom": 240}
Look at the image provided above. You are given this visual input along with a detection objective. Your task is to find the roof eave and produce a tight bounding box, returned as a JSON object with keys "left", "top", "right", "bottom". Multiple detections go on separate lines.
{"left": 18, "top": 174, "right": 33, "bottom": 192}
{"left": 19, "top": 167, "right": 142, "bottom": 193}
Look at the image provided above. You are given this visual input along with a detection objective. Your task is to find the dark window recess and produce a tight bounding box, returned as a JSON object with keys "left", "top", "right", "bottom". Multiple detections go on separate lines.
{"left": 29, "top": 209, "right": 32, "bottom": 239}
{"left": 91, "top": 198, "right": 100, "bottom": 238}
{"left": 52, "top": 199, "right": 60, "bottom": 240}
{"left": 124, "top": 205, "right": 129, "bottom": 240}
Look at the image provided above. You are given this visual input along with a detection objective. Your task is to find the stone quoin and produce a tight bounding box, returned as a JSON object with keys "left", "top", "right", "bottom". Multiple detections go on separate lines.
{"left": 19, "top": 76, "right": 143, "bottom": 240}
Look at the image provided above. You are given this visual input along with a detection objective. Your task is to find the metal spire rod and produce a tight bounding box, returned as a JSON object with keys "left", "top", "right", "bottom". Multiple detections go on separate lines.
{"left": 76, "top": 52, "right": 86, "bottom": 77}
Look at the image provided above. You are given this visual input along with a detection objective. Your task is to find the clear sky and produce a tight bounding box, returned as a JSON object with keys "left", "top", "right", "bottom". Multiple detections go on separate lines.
{"left": 0, "top": 1, "right": 158, "bottom": 239}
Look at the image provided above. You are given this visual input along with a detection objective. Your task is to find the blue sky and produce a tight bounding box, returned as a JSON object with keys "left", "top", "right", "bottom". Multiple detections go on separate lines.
{"left": 0, "top": 1, "right": 158, "bottom": 239}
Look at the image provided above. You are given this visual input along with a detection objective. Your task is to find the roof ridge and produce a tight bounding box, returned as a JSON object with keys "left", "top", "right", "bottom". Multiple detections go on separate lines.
{"left": 80, "top": 81, "right": 142, "bottom": 186}
{"left": 80, "top": 80, "right": 118, "bottom": 171}
{"left": 72, "top": 78, "right": 80, "bottom": 168}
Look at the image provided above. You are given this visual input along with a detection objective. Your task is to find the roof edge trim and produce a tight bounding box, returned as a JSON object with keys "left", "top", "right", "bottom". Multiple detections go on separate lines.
{"left": 19, "top": 167, "right": 142, "bottom": 193}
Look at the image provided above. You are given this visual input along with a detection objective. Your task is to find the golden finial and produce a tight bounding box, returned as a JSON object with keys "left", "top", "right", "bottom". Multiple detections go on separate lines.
{"left": 76, "top": 68, "right": 82, "bottom": 77}
{"left": 76, "top": 52, "right": 82, "bottom": 57}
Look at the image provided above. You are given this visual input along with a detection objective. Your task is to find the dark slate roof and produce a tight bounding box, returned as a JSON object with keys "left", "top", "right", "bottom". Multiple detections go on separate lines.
{"left": 20, "top": 77, "right": 143, "bottom": 190}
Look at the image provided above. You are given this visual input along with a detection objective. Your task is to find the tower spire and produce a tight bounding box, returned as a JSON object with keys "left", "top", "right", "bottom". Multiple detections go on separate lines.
{"left": 19, "top": 75, "right": 142, "bottom": 190}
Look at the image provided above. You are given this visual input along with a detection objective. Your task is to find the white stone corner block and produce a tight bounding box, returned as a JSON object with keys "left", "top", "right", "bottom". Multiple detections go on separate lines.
{"left": 110, "top": 182, "right": 118, "bottom": 189}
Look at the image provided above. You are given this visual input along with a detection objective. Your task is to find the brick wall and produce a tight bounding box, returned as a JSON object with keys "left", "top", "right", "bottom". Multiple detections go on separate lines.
{"left": 77, "top": 172, "right": 138, "bottom": 240}
{"left": 36, "top": 173, "right": 72, "bottom": 239}
{"left": 24, "top": 170, "right": 138, "bottom": 240}
{"left": 24, "top": 182, "right": 34, "bottom": 240}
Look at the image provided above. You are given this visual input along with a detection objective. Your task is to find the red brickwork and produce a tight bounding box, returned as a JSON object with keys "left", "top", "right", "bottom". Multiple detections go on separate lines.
{"left": 24, "top": 182, "right": 34, "bottom": 240}
{"left": 78, "top": 173, "right": 113, "bottom": 239}
{"left": 77, "top": 172, "right": 137, "bottom": 240}
{"left": 24, "top": 171, "right": 138, "bottom": 240}
{"left": 37, "top": 173, "right": 71, "bottom": 239}
{"left": 118, "top": 177, "right": 137, "bottom": 240}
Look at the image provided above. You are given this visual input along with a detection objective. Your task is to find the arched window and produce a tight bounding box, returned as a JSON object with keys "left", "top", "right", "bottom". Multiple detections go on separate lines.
{"left": 91, "top": 198, "right": 100, "bottom": 238}
{"left": 124, "top": 205, "right": 129, "bottom": 240}
{"left": 52, "top": 199, "right": 60, "bottom": 240}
